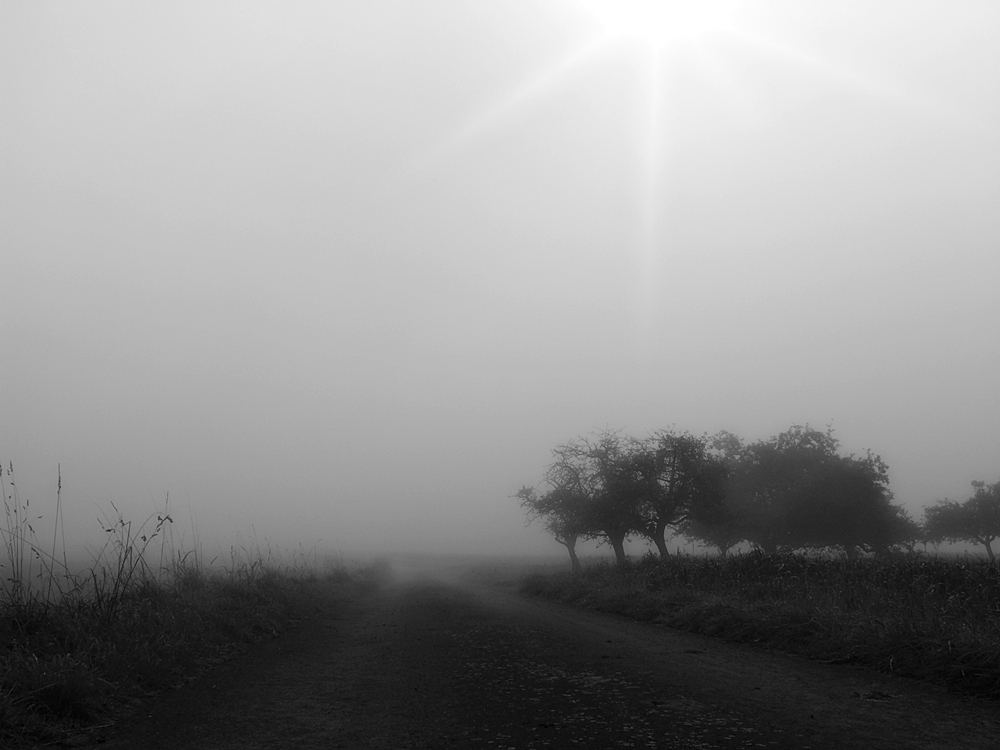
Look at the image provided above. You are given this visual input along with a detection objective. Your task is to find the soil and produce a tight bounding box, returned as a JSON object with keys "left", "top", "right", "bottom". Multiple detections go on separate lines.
{"left": 64, "top": 561, "right": 1000, "bottom": 749}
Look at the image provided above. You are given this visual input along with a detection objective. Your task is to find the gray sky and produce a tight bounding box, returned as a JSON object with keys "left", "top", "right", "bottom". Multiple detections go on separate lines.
{"left": 2, "top": 0, "right": 998, "bottom": 558}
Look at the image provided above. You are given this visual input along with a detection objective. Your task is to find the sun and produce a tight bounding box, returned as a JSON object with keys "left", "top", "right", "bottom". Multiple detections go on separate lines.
{"left": 580, "top": 0, "right": 743, "bottom": 47}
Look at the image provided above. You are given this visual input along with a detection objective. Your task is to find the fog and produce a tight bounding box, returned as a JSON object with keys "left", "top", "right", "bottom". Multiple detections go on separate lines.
{"left": 2, "top": 1, "right": 998, "bottom": 560}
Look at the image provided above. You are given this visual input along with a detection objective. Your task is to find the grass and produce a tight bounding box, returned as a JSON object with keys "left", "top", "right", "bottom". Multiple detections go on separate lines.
{"left": 521, "top": 551, "right": 1000, "bottom": 699}
{"left": 0, "top": 463, "right": 387, "bottom": 748}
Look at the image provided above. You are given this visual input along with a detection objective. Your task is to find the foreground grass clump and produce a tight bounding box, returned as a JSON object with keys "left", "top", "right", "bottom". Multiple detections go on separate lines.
{"left": 522, "top": 552, "right": 1000, "bottom": 698}
{"left": 0, "top": 558, "right": 379, "bottom": 748}
{"left": 0, "top": 466, "right": 387, "bottom": 748}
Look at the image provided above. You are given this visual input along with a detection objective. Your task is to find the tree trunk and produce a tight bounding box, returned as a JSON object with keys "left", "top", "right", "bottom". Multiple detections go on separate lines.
{"left": 653, "top": 535, "right": 670, "bottom": 557}
{"left": 983, "top": 539, "right": 995, "bottom": 563}
{"left": 609, "top": 533, "right": 627, "bottom": 566}
{"left": 558, "top": 535, "right": 582, "bottom": 574}
{"left": 567, "top": 540, "right": 581, "bottom": 574}
{"left": 653, "top": 521, "right": 670, "bottom": 557}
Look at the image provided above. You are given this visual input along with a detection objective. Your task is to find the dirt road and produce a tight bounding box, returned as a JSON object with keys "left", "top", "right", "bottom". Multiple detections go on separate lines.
{"left": 90, "top": 563, "right": 999, "bottom": 749}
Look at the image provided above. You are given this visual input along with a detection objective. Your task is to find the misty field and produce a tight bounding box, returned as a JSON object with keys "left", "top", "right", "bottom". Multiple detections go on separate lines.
{"left": 522, "top": 552, "right": 1000, "bottom": 699}
{"left": 0, "top": 464, "right": 385, "bottom": 748}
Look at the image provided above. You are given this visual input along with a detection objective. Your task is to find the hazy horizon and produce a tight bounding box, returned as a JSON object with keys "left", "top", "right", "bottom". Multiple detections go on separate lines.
{"left": 3, "top": 1, "right": 998, "bottom": 560}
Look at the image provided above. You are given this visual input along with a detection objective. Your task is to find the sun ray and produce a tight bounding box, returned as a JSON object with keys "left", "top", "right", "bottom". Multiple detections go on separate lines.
{"left": 580, "top": 0, "right": 744, "bottom": 48}
{"left": 722, "top": 25, "right": 967, "bottom": 126}
{"left": 404, "top": 32, "right": 618, "bottom": 174}
{"left": 684, "top": 34, "right": 763, "bottom": 116}
{"left": 629, "top": 32, "right": 758, "bottom": 308}
{"left": 634, "top": 44, "right": 667, "bottom": 331}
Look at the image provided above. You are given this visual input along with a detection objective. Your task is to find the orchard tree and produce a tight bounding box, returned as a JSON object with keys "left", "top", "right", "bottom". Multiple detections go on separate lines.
{"left": 924, "top": 480, "right": 1000, "bottom": 562}
{"left": 519, "top": 431, "right": 640, "bottom": 567}
{"left": 683, "top": 504, "right": 743, "bottom": 556}
{"left": 632, "top": 431, "right": 727, "bottom": 557}
{"left": 557, "top": 432, "right": 637, "bottom": 565}
{"left": 516, "top": 485, "right": 587, "bottom": 573}
{"left": 683, "top": 431, "right": 750, "bottom": 555}
{"left": 789, "top": 449, "right": 908, "bottom": 558}
{"left": 723, "top": 427, "right": 830, "bottom": 553}
{"left": 683, "top": 490, "right": 748, "bottom": 556}
{"left": 726, "top": 425, "right": 909, "bottom": 557}
{"left": 871, "top": 504, "right": 923, "bottom": 555}
{"left": 518, "top": 431, "right": 637, "bottom": 568}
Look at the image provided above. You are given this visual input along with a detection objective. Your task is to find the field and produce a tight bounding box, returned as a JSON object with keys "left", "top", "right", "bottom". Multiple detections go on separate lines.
{"left": 522, "top": 552, "right": 1000, "bottom": 699}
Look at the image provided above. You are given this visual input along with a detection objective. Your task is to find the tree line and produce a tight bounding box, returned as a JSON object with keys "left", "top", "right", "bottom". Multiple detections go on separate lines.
{"left": 517, "top": 426, "right": 1000, "bottom": 570}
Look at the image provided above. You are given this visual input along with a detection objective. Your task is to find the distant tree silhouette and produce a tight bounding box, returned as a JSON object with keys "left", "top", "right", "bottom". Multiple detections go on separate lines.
{"left": 683, "top": 431, "right": 750, "bottom": 556}
{"left": 718, "top": 426, "right": 829, "bottom": 553}
{"left": 631, "top": 431, "right": 727, "bottom": 557}
{"left": 551, "top": 433, "right": 636, "bottom": 565}
{"left": 695, "top": 426, "right": 911, "bottom": 557}
{"left": 516, "top": 485, "right": 586, "bottom": 573}
{"left": 518, "top": 431, "right": 640, "bottom": 567}
{"left": 924, "top": 480, "right": 1000, "bottom": 562}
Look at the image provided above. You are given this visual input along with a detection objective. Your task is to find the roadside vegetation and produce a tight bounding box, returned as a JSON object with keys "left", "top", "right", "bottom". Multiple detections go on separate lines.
{"left": 522, "top": 553, "right": 1000, "bottom": 699}
{"left": 517, "top": 425, "right": 1000, "bottom": 698}
{"left": 0, "top": 462, "right": 386, "bottom": 748}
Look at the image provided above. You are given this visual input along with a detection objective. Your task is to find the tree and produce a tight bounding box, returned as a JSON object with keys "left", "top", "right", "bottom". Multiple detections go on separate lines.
{"left": 789, "top": 449, "right": 906, "bottom": 558}
{"left": 553, "top": 433, "right": 637, "bottom": 565}
{"left": 870, "top": 504, "right": 922, "bottom": 555}
{"left": 723, "top": 425, "right": 909, "bottom": 557}
{"left": 924, "top": 480, "right": 1000, "bottom": 562}
{"left": 516, "top": 486, "right": 586, "bottom": 573}
{"left": 683, "top": 431, "right": 750, "bottom": 556}
{"left": 723, "top": 426, "right": 834, "bottom": 553}
{"left": 517, "top": 431, "right": 639, "bottom": 569}
{"left": 518, "top": 431, "right": 641, "bottom": 567}
{"left": 632, "top": 431, "right": 727, "bottom": 557}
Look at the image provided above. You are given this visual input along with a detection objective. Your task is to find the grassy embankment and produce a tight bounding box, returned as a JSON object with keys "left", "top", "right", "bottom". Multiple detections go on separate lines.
{"left": 0, "top": 465, "right": 387, "bottom": 748}
{"left": 522, "top": 552, "right": 1000, "bottom": 698}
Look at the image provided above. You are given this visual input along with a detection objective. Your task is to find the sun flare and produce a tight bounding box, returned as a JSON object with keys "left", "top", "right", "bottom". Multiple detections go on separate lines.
{"left": 408, "top": 0, "right": 953, "bottom": 338}
{"left": 581, "top": 0, "right": 742, "bottom": 47}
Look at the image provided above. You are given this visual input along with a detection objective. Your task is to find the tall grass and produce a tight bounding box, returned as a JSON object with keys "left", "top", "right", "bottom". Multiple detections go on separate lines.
{"left": 0, "top": 463, "right": 375, "bottom": 748}
{"left": 522, "top": 551, "right": 1000, "bottom": 698}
